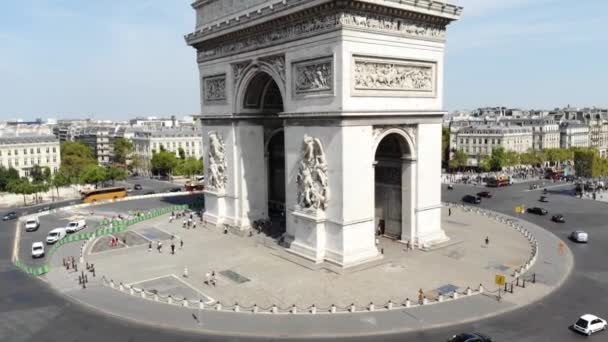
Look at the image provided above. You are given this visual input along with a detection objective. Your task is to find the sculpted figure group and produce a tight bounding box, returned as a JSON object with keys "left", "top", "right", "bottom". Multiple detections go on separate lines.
{"left": 207, "top": 131, "right": 227, "bottom": 192}
{"left": 296, "top": 135, "right": 330, "bottom": 211}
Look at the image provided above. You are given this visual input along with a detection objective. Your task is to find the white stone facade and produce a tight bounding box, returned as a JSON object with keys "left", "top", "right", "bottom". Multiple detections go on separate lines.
{"left": 451, "top": 126, "right": 533, "bottom": 166}
{"left": 132, "top": 128, "right": 204, "bottom": 173}
{"left": 186, "top": 0, "right": 462, "bottom": 267}
{"left": 0, "top": 136, "right": 61, "bottom": 177}
{"left": 560, "top": 122, "right": 590, "bottom": 149}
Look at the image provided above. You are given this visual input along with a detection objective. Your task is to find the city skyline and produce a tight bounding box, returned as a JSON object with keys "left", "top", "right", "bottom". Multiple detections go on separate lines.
{"left": 1, "top": 0, "right": 607, "bottom": 120}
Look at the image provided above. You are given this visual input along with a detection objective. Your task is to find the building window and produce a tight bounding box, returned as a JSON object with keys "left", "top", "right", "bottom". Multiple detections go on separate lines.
{"left": 16, "top": 160, "right": 20, "bottom": 166}
{"left": 14, "top": 149, "right": 18, "bottom": 155}
{"left": 46, "top": 147, "right": 50, "bottom": 153}
{"left": 31, "top": 148, "right": 34, "bottom": 154}
{"left": 53, "top": 147, "right": 56, "bottom": 153}
{"left": 24, "top": 148, "right": 27, "bottom": 155}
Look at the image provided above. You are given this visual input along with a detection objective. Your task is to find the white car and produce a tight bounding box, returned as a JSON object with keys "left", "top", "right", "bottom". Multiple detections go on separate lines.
{"left": 570, "top": 230, "right": 588, "bottom": 243}
{"left": 573, "top": 314, "right": 607, "bottom": 336}
{"left": 46, "top": 228, "right": 67, "bottom": 244}
{"left": 31, "top": 242, "right": 45, "bottom": 258}
{"left": 25, "top": 218, "right": 40, "bottom": 232}
{"left": 65, "top": 219, "right": 87, "bottom": 233}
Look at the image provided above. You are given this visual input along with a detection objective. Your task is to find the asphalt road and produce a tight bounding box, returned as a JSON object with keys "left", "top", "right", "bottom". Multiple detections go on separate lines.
{"left": 1, "top": 182, "right": 607, "bottom": 341}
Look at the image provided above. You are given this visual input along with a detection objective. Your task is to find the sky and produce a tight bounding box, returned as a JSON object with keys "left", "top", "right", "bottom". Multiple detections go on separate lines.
{"left": 0, "top": 0, "right": 607, "bottom": 120}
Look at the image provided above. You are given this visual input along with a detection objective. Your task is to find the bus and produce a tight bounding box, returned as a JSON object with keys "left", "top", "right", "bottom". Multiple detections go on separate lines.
{"left": 81, "top": 187, "right": 128, "bottom": 203}
{"left": 486, "top": 175, "right": 511, "bottom": 187}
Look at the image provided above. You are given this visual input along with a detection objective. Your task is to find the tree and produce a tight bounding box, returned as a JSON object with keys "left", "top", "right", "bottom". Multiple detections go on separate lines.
{"left": 29, "top": 165, "right": 52, "bottom": 203}
{"left": 79, "top": 165, "right": 107, "bottom": 188}
{"left": 7, "top": 178, "right": 35, "bottom": 206}
{"left": 178, "top": 147, "right": 186, "bottom": 160}
{"left": 0, "top": 166, "right": 20, "bottom": 192}
{"left": 504, "top": 150, "right": 520, "bottom": 167}
{"left": 105, "top": 165, "right": 128, "bottom": 185}
{"left": 60, "top": 141, "right": 97, "bottom": 181}
{"left": 449, "top": 149, "right": 468, "bottom": 170}
{"left": 175, "top": 157, "right": 204, "bottom": 178}
{"left": 479, "top": 155, "right": 492, "bottom": 172}
{"left": 574, "top": 148, "right": 601, "bottom": 178}
{"left": 151, "top": 150, "right": 177, "bottom": 177}
{"left": 490, "top": 147, "right": 507, "bottom": 171}
{"left": 113, "top": 137, "right": 133, "bottom": 165}
{"left": 52, "top": 169, "right": 71, "bottom": 199}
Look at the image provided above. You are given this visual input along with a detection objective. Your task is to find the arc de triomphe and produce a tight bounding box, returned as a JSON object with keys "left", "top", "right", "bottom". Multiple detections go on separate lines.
{"left": 186, "top": 0, "right": 462, "bottom": 267}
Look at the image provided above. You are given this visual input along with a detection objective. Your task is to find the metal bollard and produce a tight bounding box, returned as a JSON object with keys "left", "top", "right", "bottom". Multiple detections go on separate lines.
{"left": 215, "top": 302, "right": 222, "bottom": 311}
{"left": 368, "top": 302, "right": 375, "bottom": 312}
{"left": 405, "top": 298, "right": 411, "bottom": 308}
{"left": 291, "top": 305, "right": 297, "bottom": 314}
{"left": 311, "top": 304, "right": 317, "bottom": 314}
{"left": 350, "top": 303, "right": 356, "bottom": 313}
{"left": 253, "top": 304, "right": 258, "bottom": 313}
{"left": 168, "top": 295, "right": 173, "bottom": 305}
{"left": 387, "top": 300, "right": 393, "bottom": 310}
{"left": 234, "top": 303, "right": 239, "bottom": 312}
{"left": 271, "top": 305, "right": 277, "bottom": 314}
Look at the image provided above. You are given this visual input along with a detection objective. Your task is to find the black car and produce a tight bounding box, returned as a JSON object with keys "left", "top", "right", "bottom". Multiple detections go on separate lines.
{"left": 527, "top": 207, "right": 548, "bottom": 215}
{"left": 539, "top": 195, "right": 549, "bottom": 203}
{"left": 476, "top": 191, "right": 492, "bottom": 198}
{"left": 462, "top": 195, "right": 481, "bottom": 204}
{"left": 2, "top": 212, "right": 18, "bottom": 221}
{"left": 552, "top": 214, "right": 565, "bottom": 223}
{"left": 170, "top": 187, "right": 182, "bottom": 193}
{"left": 448, "top": 332, "right": 492, "bottom": 342}
{"left": 134, "top": 184, "right": 143, "bottom": 190}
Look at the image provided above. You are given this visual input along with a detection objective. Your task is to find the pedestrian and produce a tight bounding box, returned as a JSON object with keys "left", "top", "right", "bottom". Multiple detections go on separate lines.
{"left": 192, "top": 221, "right": 197, "bottom": 229}
{"left": 485, "top": 236, "right": 489, "bottom": 246}
{"left": 205, "top": 272, "right": 210, "bottom": 285}
{"left": 171, "top": 242, "right": 175, "bottom": 255}
{"left": 211, "top": 271, "right": 216, "bottom": 287}
{"left": 148, "top": 241, "right": 152, "bottom": 252}
{"left": 180, "top": 239, "right": 184, "bottom": 249}
{"left": 183, "top": 219, "right": 187, "bottom": 228}
{"left": 449, "top": 208, "right": 452, "bottom": 216}
{"left": 157, "top": 241, "right": 162, "bottom": 253}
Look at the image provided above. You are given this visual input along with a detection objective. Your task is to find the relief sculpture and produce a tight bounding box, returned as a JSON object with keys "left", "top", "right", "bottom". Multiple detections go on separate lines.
{"left": 204, "top": 76, "right": 226, "bottom": 101}
{"left": 296, "top": 135, "right": 330, "bottom": 211}
{"left": 207, "top": 131, "right": 227, "bottom": 192}
{"left": 295, "top": 61, "right": 332, "bottom": 93}
{"left": 354, "top": 60, "right": 434, "bottom": 92}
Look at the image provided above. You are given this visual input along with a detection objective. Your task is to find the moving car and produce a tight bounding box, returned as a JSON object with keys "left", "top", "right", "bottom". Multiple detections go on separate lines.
{"left": 462, "top": 195, "right": 482, "bottom": 204}
{"left": 539, "top": 196, "right": 549, "bottom": 203}
{"left": 170, "top": 187, "right": 182, "bottom": 193}
{"left": 527, "top": 207, "right": 548, "bottom": 215}
{"left": 46, "top": 228, "right": 67, "bottom": 244}
{"left": 65, "top": 219, "right": 86, "bottom": 233}
{"left": 447, "top": 332, "right": 493, "bottom": 342}
{"left": 2, "top": 211, "right": 18, "bottom": 221}
{"left": 24, "top": 218, "right": 40, "bottom": 232}
{"left": 31, "top": 242, "right": 45, "bottom": 258}
{"left": 570, "top": 230, "right": 589, "bottom": 243}
{"left": 134, "top": 184, "right": 143, "bottom": 190}
{"left": 551, "top": 214, "right": 565, "bottom": 223}
{"left": 476, "top": 191, "right": 492, "bottom": 198}
{"left": 572, "top": 314, "right": 606, "bottom": 336}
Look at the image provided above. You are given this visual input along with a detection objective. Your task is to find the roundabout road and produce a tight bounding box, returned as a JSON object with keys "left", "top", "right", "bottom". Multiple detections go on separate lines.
{"left": 0, "top": 184, "right": 605, "bottom": 341}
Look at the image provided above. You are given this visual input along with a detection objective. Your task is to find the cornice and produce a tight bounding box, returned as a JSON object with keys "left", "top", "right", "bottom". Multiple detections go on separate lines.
{"left": 185, "top": 0, "right": 461, "bottom": 46}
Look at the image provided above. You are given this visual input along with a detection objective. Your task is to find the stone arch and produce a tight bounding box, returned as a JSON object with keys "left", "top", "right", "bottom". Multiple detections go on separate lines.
{"left": 234, "top": 62, "right": 286, "bottom": 114}
{"left": 373, "top": 129, "right": 417, "bottom": 243}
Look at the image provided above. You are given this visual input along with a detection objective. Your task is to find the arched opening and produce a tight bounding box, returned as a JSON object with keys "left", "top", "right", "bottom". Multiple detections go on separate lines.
{"left": 240, "top": 71, "right": 286, "bottom": 237}
{"left": 374, "top": 132, "right": 413, "bottom": 241}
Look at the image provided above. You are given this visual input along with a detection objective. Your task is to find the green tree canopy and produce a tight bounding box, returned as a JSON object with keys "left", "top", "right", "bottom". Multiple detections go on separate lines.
{"left": 574, "top": 148, "right": 601, "bottom": 178}
{"left": 61, "top": 141, "right": 97, "bottom": 180}
{"left": 79, "top": 164, "right": 107, "bottom": 187}
{"left": 449, "top": 149, "right": 468, "bottom": 170}
{"left": 113, "top": 137, "right": 134, "bottom": 165}
{"left": 442, "top": 126, "right": 450, "bottom": 167}
{"left": 151, "top": 150, "right": 177, "bottom": 176}
{"left": 0, "top": 166, "right": 20, "bottom": 192}
{"left": 7, "top": 178, "right": 35, "bottom": 205}
{"left": 105, "top": 165, "right": 128, "bottom": 185}
{"left": 175, "top": 157, "right": 204, "bottom": 178}
{"left": 490, "top": 147, "right": 506, "bottom": 171}
{"left": 177, "top": 147, "right": 186, "bottom": 160}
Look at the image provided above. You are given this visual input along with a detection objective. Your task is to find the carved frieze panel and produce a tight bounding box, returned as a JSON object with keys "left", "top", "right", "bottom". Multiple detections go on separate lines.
{"left": 197, "top": 9, "right": 447, "bottom": 62}
{"left": 353, "top": 56, "right": 436, "bottom": 97}
{"left": 203, "top": 74, "right": 226, "bottom": 102}
{"left": 293, "top": 56, "right": 333, "bottom": 97}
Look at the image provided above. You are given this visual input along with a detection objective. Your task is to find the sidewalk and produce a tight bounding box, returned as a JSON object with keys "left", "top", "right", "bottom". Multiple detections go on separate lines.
{"left": 42, "top": 208, "right": 573, "bottom": 338}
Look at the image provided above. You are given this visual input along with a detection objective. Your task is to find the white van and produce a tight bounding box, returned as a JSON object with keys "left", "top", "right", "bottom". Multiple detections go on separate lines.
{"left": 32, "top": 242, "right": 45, "bottom": 258}
{"left": 46, "top": 228, "right": 67, "bottom": 244}
{"left": 65, "top": 219, "right": 87, "bottom": 233}
{"left": 25, "top": 218, "right": 40, "bottom": 232}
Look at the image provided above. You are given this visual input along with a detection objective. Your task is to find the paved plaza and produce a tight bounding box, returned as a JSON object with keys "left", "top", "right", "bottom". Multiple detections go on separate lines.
{"left": 86, "top": 207, "right": 532, "bottom": 308}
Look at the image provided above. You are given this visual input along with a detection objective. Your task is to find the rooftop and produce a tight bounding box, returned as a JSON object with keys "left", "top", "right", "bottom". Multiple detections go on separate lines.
{"left": 0, "top": 135, "right": 59, "bottom": 145}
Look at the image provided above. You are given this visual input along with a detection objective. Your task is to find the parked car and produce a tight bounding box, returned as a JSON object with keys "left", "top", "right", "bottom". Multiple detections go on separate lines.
{"left": 31, "top": 242, "right": 45, "bottom": 258}
{"left": 572, "top": 314, "right": 606, "bottom": 336}
{"left": 462, "top": 195, "right": 481, "bottom": 204}
{"left": 134, "top": 184, "right": 143, "bottom": 190}
{"left": 447, "top": 332, "right": 492, "bottom": 342}
{"left": 551, "top": 214, "right": 565, "bottom": 223}
{"left": 2, "top": 211, "right": 18, "bottom": 221}
{"left": 24, "top": 218, "right": 40, "bottom": 232}
{"left": 570, "top": 230, "right": 589, "bottom": 243}
{"left": 476, "top": 191, "right": 492, "bottom": 198}
{"left": 65, "top": 219, "right": 87, "bottom": 233}
{"left": 539, "top": 196, "right": 549, "bottom": 203}
{"left": 46, "top": 228, "right": 67, "bottom": 244}
{"left": 527, "top": 207, "right": 548, "bottom": 215}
